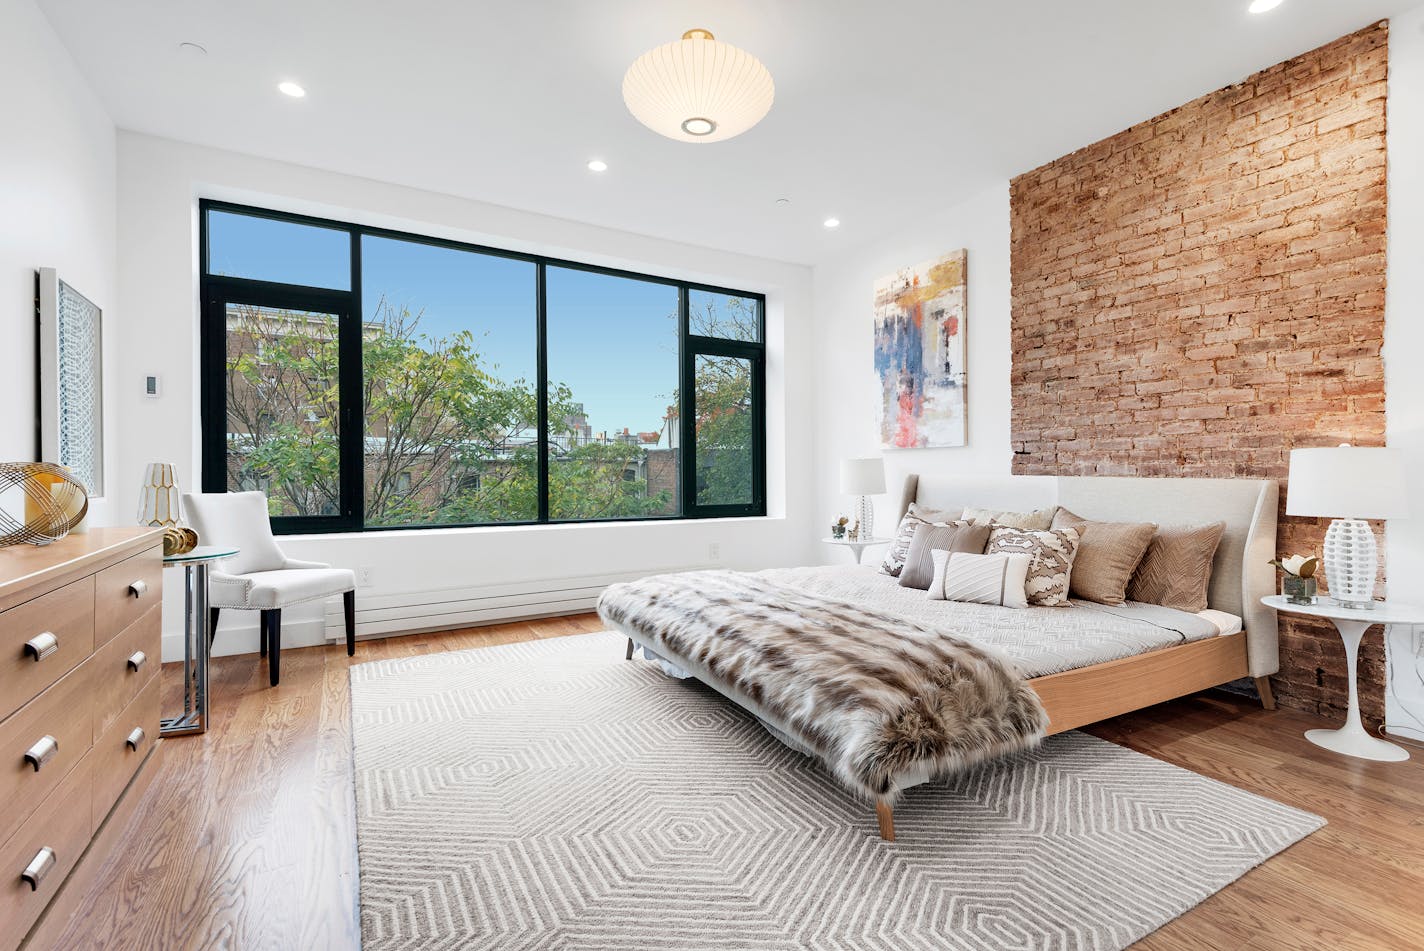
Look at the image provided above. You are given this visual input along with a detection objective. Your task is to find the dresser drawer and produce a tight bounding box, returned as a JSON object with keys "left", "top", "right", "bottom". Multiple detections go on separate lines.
{"left": 92, "top": 547, "right": 162, "bottom": 648}
{"left": 92, "top": 674, "right": 159, "bottom": 823}
{"left": 0, "top": 662, "right": 94, "bottom": 848}
{"left": 91, "top": 606, "right": 161, "bottom": 744}
{"left": 0, "top": 577, "right": 95, "bottom": 723}
{"left": 0, "top": 750, "right": 92, "bottom": 951}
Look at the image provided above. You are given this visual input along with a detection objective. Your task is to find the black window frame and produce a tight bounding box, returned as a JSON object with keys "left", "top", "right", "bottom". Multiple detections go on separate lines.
{"left": 199, "top": 199, "right": 767, "bottom": 534}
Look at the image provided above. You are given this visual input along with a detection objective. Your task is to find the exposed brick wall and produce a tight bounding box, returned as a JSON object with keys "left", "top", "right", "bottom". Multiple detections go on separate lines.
{"left": 1009, "top": 24, "right": 1389, "bottom": 723}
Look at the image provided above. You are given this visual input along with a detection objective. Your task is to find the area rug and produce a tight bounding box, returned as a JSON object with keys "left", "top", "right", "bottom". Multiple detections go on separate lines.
{"left": 351, "top": 632, "right": 1322, "bottom": 951}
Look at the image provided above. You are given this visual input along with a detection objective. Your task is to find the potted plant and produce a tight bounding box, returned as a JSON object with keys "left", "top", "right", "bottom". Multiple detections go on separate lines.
{"left": 1269, "top": 554, "right": 1319, "bottom": 605}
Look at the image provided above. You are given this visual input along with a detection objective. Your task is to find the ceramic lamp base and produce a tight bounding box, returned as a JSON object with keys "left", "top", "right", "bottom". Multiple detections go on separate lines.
{"left": 1323, "top": 517, "right": 1377, "bottom": 607}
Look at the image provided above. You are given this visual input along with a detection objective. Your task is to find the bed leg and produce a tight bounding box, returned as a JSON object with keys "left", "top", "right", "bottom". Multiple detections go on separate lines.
{"left": 1254, "top": 675, "right": 1276, "bottom": 711}
{"left": 625, "top": 638, "right": 635, "bottom": 661}
{"left": 875, "top": 802, "right": 896, "bottom": 842}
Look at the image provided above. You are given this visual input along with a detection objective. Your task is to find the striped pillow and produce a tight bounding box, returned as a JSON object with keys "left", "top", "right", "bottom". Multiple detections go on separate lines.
{"left": 880, "top": 503, "right": 963, "bottom": 577}
{"left": 929, "top": 551, "right": 1031, "bottom": 609}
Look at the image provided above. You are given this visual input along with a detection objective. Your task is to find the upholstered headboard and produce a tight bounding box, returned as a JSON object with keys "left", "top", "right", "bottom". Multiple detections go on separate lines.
{"left": 898, "top": 473, "right": 1279, "bottom": 677}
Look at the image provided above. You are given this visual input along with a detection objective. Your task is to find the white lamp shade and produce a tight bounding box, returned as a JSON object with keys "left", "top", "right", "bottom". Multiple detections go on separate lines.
{"left": 840, "top": 457, "right": 886, "bottom": 496}
{"left": 1286, "top": 446, "right": 1409, "bottom": 520}
{"left": 622, "top": 30, "right": 774, "bottom": 143}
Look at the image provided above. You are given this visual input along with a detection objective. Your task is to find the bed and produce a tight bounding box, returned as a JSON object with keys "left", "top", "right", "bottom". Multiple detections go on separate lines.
{"left": 599, "top": 474, "right": 1279, "bottom": 841}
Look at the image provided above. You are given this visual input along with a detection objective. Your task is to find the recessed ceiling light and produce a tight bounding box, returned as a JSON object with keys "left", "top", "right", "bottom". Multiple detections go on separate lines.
{"left": 1248, "top": 0, "right": 1283, "bottom": 12}
{"left": 277, "top": 81, "right": 306, "bottom": 98}
{"left": 587, "top": 159, "right": 608, "bottom": 172}
{"left": 823, "top": 217, "right": 841, "bottom": 229}
{"left": 177, "top": 41, "right": 207, "bottom": 57}
{"left": 775, "top": 198, "right": 791, "bottom": 206}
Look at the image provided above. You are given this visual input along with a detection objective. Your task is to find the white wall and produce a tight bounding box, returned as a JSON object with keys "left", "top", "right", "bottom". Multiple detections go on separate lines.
{"left": 0, "top": 0, "right": 118, "bottom": 522}
{"left": 809, "top": 183, "right": 1012, "bottom": 547}
{"left": 111, "top": 132, "right": 816, "bottom": 658}
{"left": 1384, "top": 5, "right": 1424, "bottom": 738}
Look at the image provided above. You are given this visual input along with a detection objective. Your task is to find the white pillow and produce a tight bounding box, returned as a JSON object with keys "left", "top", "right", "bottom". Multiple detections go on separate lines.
{"left": 929, "top": 550, "right": 1031, "bottom": 609}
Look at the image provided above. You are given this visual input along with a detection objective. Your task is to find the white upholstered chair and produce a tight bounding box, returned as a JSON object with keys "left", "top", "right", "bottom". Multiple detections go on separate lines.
{"left": 182, "top": 491, "right": 357, "bottom": 686}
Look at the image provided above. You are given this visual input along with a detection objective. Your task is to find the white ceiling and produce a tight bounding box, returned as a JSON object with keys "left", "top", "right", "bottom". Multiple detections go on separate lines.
{"left": 37, "top": 0, "right": 1420, "bottom": 266}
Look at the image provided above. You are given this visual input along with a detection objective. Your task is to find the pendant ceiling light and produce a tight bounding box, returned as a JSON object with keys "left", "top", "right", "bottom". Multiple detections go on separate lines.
{"left": 622, "top": 29, "right": 774, "bottom": 143}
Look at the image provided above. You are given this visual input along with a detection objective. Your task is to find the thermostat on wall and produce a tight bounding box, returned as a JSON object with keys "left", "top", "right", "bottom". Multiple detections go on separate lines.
{"left": 143, "top": 374, "right": 162, "bottom": 398}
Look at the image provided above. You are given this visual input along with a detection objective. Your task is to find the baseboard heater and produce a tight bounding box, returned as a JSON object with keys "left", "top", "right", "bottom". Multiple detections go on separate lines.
{"left": 322, "top": 564, "right": 713, "bottom": 643}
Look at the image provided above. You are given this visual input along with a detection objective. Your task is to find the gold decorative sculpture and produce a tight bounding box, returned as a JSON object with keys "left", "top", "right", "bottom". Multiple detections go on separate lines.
{"left": 0, "top": 462, "right": 89, "bottom": 547}
{"left": 163, "top": 526, "right": 199, "bottom": 556}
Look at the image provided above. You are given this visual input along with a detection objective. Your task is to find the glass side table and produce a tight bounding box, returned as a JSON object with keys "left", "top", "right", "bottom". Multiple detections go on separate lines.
{"left": 160, "top": 546, "right": 238, "bottom": 737}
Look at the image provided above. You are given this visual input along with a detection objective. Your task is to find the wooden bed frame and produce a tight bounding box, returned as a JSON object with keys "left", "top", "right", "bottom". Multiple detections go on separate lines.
{"left": 630, "top": 474, "right": 1281, "bottom": 842}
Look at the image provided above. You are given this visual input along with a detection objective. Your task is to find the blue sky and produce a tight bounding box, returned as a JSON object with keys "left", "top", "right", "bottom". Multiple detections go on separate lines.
{"left": 210, "top": 211, "right": 679, "bottom": 437}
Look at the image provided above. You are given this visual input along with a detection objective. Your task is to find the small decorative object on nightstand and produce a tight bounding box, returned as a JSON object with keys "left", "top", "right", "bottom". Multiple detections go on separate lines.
{"left": 822, "top": 535, "right": 891, "bottom": 565}
{"left": 831, "top": 516, "right": 848, "bottom": 539}
{"left": 840, "top": 457, "right": 885, "bottom": 542}
{"left": 1269, "top": 553, "right": 1318, "bottom": 605}
{"left": 1262, "top": 595, "right": 1419, "bottom": 762}
{"left": 137, "top": 462, "right": 183, "bottom": 527}
{"left": 1286, "top": 445, "right": 1408, "bottom": 609}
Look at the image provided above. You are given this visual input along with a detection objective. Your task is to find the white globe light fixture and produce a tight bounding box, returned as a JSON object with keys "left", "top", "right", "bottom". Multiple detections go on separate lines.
{"left": 622, "top": 29, "right": 774, "bottom": 143}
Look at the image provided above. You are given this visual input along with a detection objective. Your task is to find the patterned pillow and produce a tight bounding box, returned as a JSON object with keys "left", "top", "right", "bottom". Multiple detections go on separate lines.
{"left": 897, "top": 520, "right": 992, "bottom": 590}
{"left": 1127, "top": 522, "right": 1226, "bottom": 613}
{"left": 881, "top": 503, "right": 963, "bottom": 577}
{"left": 1050, "top": 508, "right": 1157, "bottom": 606}
{"left": 929, "top": 550, "right": 1031, "bottom": 609}
{"left": 962, "top": 506, "right": 1057, "bottom": 531}
{"left": 986, "top": 526, "right": 1081, "bottom": 607}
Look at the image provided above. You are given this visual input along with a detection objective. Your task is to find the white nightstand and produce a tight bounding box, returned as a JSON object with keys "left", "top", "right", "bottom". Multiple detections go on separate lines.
{"left": 1261, "top": 594, "right": 1419, "bottom": 762}
{"left": 822, "top": 536, "right": 891, "bottom": 565}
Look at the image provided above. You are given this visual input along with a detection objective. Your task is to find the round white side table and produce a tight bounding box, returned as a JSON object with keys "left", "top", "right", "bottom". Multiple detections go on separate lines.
{"left": 822, "top": 536, "right": 891, "bottom": 565}
{"left": 1261, "top": 594, "right": 1418, "bottom": 762}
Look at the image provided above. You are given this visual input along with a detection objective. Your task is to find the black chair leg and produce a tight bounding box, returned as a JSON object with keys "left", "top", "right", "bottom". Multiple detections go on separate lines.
{"left": 208, "top": 607, "right": 221, "bottom": 647}
{"left": 259, "top": 623, "right": 267, "bottom": 658}
{"left": 343, "top": 590, "right": 356, "bottom": 657}
{"left": 263, "top": 609, "right": 282, "bottom": 686}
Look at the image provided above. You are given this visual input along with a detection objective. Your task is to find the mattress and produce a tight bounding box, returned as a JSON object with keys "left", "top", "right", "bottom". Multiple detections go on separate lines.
{"left": 753, "top": 564, "right": 1232, "bottom": 679}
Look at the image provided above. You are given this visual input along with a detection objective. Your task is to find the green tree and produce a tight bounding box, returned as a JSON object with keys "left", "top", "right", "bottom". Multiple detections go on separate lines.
{"left": 224, "top": 299, "right": 678, "bottom": 523}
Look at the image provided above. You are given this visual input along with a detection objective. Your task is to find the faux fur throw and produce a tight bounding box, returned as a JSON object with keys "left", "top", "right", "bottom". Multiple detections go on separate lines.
{"left": 598, "top": 570, "right": 1048, "bottom": 801}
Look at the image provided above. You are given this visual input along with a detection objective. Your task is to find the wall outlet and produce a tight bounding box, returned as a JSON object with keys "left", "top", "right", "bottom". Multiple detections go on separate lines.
{"left": 358, "top": 566, "right": 374, "bottom": 588}
{"left": 708, "top": 543, "right": 721, "bottom": 561}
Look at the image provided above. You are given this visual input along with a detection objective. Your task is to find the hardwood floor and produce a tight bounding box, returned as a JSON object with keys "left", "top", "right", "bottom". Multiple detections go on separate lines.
{"left": 35, "top": 614, "right": 1424, "bottom": 950}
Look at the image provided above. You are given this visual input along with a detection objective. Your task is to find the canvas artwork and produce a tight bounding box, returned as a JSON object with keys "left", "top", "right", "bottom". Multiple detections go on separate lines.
{"left": 873, "top": 250, "right": 967, "bottom": 449}
{"left": 37, "top": 268, "right": 104, "bottom": 495}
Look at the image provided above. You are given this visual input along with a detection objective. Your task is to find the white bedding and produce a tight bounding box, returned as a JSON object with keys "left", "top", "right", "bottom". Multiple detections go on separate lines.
{"left": 751, "top": 564, "right": 1235, "bottom": 679}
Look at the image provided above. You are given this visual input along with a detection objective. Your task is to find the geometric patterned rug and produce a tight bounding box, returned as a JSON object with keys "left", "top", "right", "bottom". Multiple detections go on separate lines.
{"left": 350, "top": 632, "right": 1323, "bottom": 951}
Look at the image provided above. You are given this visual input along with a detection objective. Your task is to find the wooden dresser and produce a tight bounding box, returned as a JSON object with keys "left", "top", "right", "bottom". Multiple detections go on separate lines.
{"left": 0, "top": 528, "right": 164, "bottom": 950}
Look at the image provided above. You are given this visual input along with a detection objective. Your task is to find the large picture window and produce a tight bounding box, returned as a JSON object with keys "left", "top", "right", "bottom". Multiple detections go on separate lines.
{"left": 200, "top": 201, "right": 766, "bottom": 533}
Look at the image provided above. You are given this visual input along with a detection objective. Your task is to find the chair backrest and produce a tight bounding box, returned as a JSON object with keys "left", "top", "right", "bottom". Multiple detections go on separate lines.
{"left": 181, "top": 491, "right": 288, "bottom": 575}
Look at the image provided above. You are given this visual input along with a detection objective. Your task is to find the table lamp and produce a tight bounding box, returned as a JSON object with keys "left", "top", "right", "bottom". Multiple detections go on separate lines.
{"left": 1286, "top": 444, "right": 1409, "bottom": 609}
{"left": 840, "top": 457, "right": 886, "bottom": 540}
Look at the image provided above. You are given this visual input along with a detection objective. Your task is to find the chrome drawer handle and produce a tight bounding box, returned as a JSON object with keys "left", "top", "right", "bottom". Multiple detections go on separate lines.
{"left": 128, "top": 579, "right": 148, "bottom": 598}
{"left": 127, "top": 650, "right": 147, "bottom": 672}
{"left": 24, "top": 735, "right": 58, "bottom": 771}
{"left": 21, "top": 847, "right": 56, "bottom": 891}
{"left": 126, "top": 727, "right": 146, "bottom": 751}
{"left": 23, "top": 632, "right": 59, "bottom": 662}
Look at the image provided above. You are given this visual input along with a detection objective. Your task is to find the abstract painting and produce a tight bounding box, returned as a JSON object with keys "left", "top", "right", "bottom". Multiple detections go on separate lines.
{"left": 873, "top": 250, "right": 967, "bottom": 449}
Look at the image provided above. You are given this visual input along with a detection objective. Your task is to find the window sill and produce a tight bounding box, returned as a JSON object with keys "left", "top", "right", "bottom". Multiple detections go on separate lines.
{"left": 279, "top": 514, "right": 781, "bottom": 543}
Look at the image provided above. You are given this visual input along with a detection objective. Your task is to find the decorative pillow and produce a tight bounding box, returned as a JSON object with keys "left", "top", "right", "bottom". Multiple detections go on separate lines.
{"left": 897, "top": 520, "right": 993, "bottom": 590}
{"left": 929, "top": 550, "right": 1031, "bottom": 609}
{"left": 986, "top": 526, "right": 1080, "bottom": 607}
{"left": 962, "top": 506, "right": 1057, "bottom": 531}
{"left": 1127, "top": 521, "right": 1226, "bottom": 613}
{"left": 881, "top": 503, "right": 964, "bottom": 577}
{"left": 1050, "top": 508, "right": 1157, "bottom": 606}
